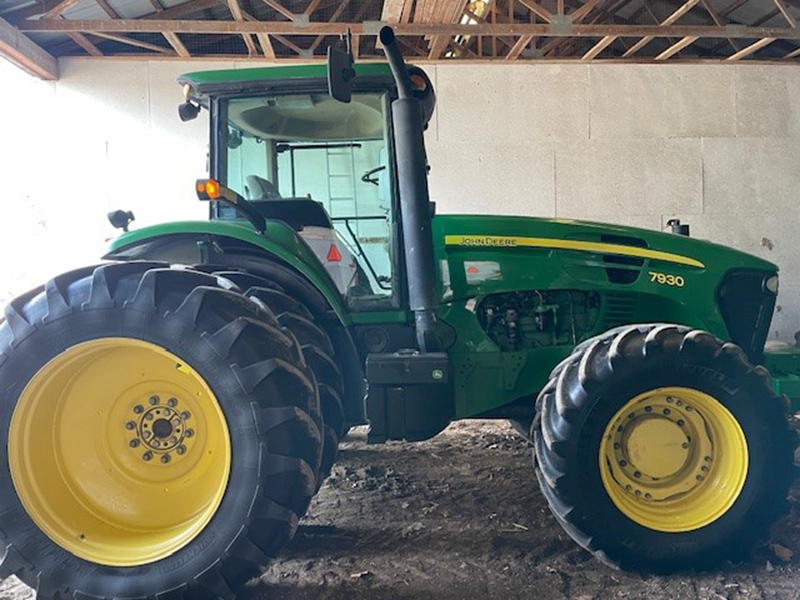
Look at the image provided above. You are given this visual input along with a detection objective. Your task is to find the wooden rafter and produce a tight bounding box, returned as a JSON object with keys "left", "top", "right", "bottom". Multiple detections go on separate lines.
{"left": 163, "top": 31, "right": 190, "bottom": 56}
{"left": 21, "top": 20, "right": 800, "bottom": 39}
{"left": 774, "top": 0, "right": 797, "bottom": 27}
{"left": 655, "top": 35, "right": 698, "bottom": 59}
{"left": 582, "top": 34, "right": 615, "bottom": 60}
{"left": 0, "top": 14, "right": 58, "bottom": 79}
{"left": 623, "top": 0, "right": 699, "bottom": 57}
{"left": 91, "top": 31, "right": 173, "bottom": 53}
{"left": 94, "top": 0, "right": 119, "bottom": 19}
{"left": 726, "top": 36, "right": 776, "bottom": 59}
{"left": 227, "top": 0, "right": 257, "bottom": 56}
{"left": 8, "top": 0, "right": 800, "bottom": 63}
{"left": 242, "top": 11, "right": 275, "bottom": 58}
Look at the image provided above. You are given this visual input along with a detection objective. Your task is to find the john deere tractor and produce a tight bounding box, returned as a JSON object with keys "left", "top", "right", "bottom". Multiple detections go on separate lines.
{"left": 1, "top": 26, "right": 799, "bottom": 598}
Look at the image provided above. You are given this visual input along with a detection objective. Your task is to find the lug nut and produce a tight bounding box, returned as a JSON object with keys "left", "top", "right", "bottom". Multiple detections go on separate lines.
{"left": 142, "top": 451, "right": 153, "bottom": 461}
{"left": 645, "top": 406, "right": 652, "bottom": 412}
{"left": 129, "top": 439, "right": 140, "bottom": 448}
{"left": 696, "top": 475, "right": 704, "bottom": 481}
{"left": 185, "top": 429, "right": 194, "bottom": 438}
{"left": 149, "top": 395, "right": 160, "bottom": 405}
{"left": 628, "top": 412, "right": 635, "bottom": 419}
{"left": 145, "top": 413, "right": 154, "bottom": 421}
{"left": 161, "top": 454, "right": 171, "bottom": 464}
{"left": 677, "top": 419, "right": 685, "bottom": 426}
{"left": 176, "top": 445, "right": 186, "bottom": 455}
{"left": 663, "top": 408, "right": 671, "bottom": 416}
{"left": 133, "top": 404, "right": 144, "bottom": 414}
{"left": 181, "top": 411, "right": 191, "bottom": 420}
{"left": 125, "top": 421, "right": 136, "bottom": 430}
{"left": 682, "top": 442, "right": 689, "bottom": 449}
{"left": 613, "top": 443, "right": 620, "bottom": 450}
{"left": 143, "top": 431, "right": 152, "bottom": 439}
{"left": 168, "top": 398, "right": 178, "bottom": 407}
{"left": 634, "top": 471, "right": 641, "bottom": 478}
{"left": 704, "top": 456, "right": 712, "bottom": 462}
{"left": 619, "top": 460, "right": 627, "bottom": 467}
{"left": 666, "top": 397, "right": 673, "bottom": 403}
{"left": 645, "top": 493, "right": 652, "bottom": 499}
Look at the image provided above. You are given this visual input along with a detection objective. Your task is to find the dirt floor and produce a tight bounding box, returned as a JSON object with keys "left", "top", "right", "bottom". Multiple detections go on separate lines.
{"left": 3, "top": 420, "right": 800, "bottom": 600}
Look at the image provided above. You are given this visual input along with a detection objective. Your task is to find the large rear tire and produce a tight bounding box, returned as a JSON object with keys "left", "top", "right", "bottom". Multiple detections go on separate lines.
{"left": 534, "top": 323, "right": 796, "bottom": 571}
{"left": 208, "top": 269, "right": 346, "bottom": 486}
{"left": 0, "top": 262, "right": 322, "bottom": 598}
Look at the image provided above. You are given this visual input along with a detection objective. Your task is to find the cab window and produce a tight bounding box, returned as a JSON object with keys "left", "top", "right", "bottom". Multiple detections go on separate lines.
{"left": 219, "top": 92, "right": 395, "bottom": 309}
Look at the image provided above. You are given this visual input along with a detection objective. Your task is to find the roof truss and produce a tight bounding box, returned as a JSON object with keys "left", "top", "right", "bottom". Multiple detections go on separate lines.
{"left": 2, "top": 0, "right": 800, "bottom": 80}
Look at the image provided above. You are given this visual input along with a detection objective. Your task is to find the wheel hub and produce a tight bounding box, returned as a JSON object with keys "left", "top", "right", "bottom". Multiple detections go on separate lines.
{"left": 128, "top": 396, "right": 194, "bottom": 461}
{"left": 599, "top": 386, "right": 748, "bottom": 532}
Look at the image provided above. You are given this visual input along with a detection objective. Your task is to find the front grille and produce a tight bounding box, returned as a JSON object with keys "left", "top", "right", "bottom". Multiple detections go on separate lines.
{"left": 717, "top": 269, "right": 776, "bottom": 363}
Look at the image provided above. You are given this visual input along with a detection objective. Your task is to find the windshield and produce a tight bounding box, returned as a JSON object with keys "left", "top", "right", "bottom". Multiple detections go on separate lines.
{"left": 219, "top": 91, "right": 395, "bottom": 307}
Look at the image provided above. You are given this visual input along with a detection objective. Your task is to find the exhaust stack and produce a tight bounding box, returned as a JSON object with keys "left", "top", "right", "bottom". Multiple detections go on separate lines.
{"left": 379, "top": 26, "right": 440, "bottom": 352}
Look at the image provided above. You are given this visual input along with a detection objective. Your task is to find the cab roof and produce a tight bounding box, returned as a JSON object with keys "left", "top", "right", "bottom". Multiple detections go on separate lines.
{"left": 178, "top": 63, "right": 395, "bottom": 94}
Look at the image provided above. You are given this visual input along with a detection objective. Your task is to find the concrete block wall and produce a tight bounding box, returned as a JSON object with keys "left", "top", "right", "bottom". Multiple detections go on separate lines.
{"left": 1, "top": 57, "right": 799, "bottom": 340}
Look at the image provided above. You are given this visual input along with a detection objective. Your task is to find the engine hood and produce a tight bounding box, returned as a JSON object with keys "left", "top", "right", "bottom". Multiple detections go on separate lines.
{"left": 432, "top": 214, "right": 777, "bottom": 306}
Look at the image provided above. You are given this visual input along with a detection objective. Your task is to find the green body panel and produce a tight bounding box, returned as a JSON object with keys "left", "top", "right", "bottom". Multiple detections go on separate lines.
{"left": 430, "top": 215, "right": 778, "bottom": 419}
{"left": 765, "top": 347, "right": 800, "bottom": 410}
{"left": 106, "top": 220, "right": 350, "bottom": 324}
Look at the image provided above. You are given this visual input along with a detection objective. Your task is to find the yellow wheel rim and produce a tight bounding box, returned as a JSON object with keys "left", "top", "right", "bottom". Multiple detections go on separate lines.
{"left": 9, "top": 338, "right": 231, "bottom": 567}
{"left": 599, "top": 387, "right": 748, "bottom": 533}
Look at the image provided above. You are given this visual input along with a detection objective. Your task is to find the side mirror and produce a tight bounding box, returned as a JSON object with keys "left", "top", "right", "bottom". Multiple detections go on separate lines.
{"left": 327, "top": 44, "right": 355, "bottom": 103}
{"left": 178, "top": 101, "right": 200, "bottom": 122}
{"left": 108, "top": 209, "right": 135, "bottom": 232}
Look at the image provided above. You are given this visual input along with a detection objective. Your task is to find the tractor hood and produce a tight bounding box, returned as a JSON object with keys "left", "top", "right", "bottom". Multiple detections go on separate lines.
{"left": 434, "top": 214, "right": 776, "bottom": 299}
{"left": 433, "top": 214, "right": 778, "bottom": 360}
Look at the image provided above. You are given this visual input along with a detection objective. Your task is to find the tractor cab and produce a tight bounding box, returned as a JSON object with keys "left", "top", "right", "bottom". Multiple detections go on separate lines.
{"left": 178, "top": 62, "right": 436, "bottom": 311}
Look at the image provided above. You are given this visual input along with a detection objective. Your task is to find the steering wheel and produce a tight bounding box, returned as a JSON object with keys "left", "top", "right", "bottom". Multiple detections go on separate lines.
{"left": 361, "top": 165, "right": 386, "bottom": 186}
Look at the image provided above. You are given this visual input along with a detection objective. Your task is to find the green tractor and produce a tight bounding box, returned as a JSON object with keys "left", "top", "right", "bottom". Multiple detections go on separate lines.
{"left": 1, "top": 27, "right": 798, "bottom": 597}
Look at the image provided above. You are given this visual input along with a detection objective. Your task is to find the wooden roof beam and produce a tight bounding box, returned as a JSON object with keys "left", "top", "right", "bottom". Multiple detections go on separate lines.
{"left": 94, "top": 0, "right": 119, "bottom": 18}
{"left": 623, "top": 0, "right": 699, "bottom": 57}
{"left": 20, "top": 20, "right": 800, "bottom": 38}
{"left": 242, "top": 11, "right": 276, "bottom": 58}
{"left": 163, "top": 31, "right": 190, "bottom": 56}
{"left": 726, "top": 36, "right": 776, "bottom": 59}
{"left": 90, "top": 31, "right": 173, "bottom": 53}
{"left": 0, "top": 14, "right": 57, "bottom": 79}
{"left": 581, "top": 33, "right": 616, "bottom": 60}
{"left": 41, "top": 0, "right": 80, "bottom": 18}
{"left": 226, "top": 0, "right": 257, "bottom": 57}
{"left": 655, "top": 34, "right": 697, "bottom": 59}
{"left": 774, "top": 0, "right": 797, "bottom": 27}
{"left": 518, "top": 0, "right": 552, "bottom": 22}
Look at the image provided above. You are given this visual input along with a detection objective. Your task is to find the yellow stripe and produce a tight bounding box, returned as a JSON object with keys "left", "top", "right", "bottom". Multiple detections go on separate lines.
{"left": 444, "top": 235, "right": 705, "bottom": 269}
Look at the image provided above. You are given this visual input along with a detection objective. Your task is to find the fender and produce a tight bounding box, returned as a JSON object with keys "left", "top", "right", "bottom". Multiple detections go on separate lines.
{"left": 105, "top": 220, "right": 350, "bottom": 324}
{"left": 105, "top": 220, "right": 367, "bottom": 424}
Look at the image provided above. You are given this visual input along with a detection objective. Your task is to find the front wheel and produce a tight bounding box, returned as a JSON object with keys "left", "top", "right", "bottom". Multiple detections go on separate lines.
{"left": 0, "top": 263, "right": 322, "bottom": 598}
{"left": 534, "top": 324, "right": 796, "bottom": 571}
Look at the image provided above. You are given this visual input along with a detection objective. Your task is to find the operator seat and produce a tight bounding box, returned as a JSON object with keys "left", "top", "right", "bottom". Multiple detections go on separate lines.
{"left": 245, "top": 174, "right": 334, "bottom": 232}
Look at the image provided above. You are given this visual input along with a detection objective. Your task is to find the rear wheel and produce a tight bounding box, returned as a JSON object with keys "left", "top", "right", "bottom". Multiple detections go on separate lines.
{"left": 0, "top": 263, "right": 322, "bottom": 598}
{"left": 209, "top": 269, "right": 346, "bottom": 486}
{"left": 534, "top": 324, "right": 796, "bottom": 571}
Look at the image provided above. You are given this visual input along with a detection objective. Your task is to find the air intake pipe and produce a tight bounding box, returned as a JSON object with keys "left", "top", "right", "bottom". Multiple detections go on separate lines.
{"left": 379, "top": 26, "right": 441, "bottom": 352}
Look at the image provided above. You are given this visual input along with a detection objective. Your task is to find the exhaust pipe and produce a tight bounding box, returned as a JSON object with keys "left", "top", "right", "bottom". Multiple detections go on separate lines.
{"left": 379, "top": 26, "right": 440, "bottom": 352}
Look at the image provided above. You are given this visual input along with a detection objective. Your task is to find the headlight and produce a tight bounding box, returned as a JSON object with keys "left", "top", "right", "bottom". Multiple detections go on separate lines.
{"left": 766, "top": 274, "right": 779, "bottom": 295}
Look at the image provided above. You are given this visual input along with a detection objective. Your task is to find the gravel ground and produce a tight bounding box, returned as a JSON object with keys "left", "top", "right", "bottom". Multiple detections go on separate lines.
{"left": 3, "top": 420, "right": 800, "bottom": 600}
